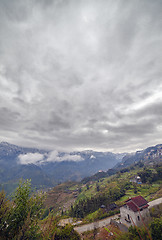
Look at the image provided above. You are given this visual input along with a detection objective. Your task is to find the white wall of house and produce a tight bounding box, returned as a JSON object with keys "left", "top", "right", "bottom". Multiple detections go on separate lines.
{"left": 120, "top": 205, "right": 150, "bottom": 227}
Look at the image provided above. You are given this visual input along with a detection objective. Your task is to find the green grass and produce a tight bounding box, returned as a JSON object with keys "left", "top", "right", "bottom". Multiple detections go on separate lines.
{"left": 76, "top": 164, "right": 162, "bottom": 209}
{"left": 76, "top": 183, "right": 98, "bottom": 201}
{"left": 85, "top": 209, "right": 100, "bottom": 222}
{"left": 119, "top": 182, "right": 162, "bottom": 203}
{"left": 78, "top": 174, "right": 160, "bottom": 201}
{"left": 47, "top": 164, "right": 162, "bottom": 220}
{"left": 68, "top": 184, "right": 79, "bottom": 191}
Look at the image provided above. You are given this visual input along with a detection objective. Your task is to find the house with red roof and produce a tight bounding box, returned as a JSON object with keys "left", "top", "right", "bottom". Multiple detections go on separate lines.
{"left": 120, "top": 196, "right": 150, "bottom": 227}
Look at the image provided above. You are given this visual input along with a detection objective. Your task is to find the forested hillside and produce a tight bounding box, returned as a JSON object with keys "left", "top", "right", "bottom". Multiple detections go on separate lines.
{"left": 1, "top": 162, "right": 161, "bottom": 240}
{"left": 44, "top": 161, "right": 162, "bottom": 221}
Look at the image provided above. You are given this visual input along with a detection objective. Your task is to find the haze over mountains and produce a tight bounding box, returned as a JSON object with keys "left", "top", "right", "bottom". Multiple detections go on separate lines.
{"left": 0, "top": 142, "right": 124, "bottom": 193}
{"left": 0, "top": 142, "right": 161, "bottom": 194}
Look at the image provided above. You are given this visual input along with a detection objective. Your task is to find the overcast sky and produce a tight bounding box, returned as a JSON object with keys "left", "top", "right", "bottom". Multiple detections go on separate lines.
{"left": 0, "top": 0, "right": 162, "bottom": 153}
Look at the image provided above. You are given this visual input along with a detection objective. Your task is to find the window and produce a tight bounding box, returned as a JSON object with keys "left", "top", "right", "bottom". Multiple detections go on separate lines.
{"left": 137, "top": 216, "right": 140, "bottom": 221}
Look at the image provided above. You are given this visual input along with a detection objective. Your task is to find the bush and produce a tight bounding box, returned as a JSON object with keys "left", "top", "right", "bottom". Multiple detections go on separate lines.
{"left": 54, "top": 225, "right": 80, "bottom": 240}
{"left": 150, "top": 217, "right": 162, "bottom": 240}
{"left": 115, "top": 226, "right": 150, "bottom": 240}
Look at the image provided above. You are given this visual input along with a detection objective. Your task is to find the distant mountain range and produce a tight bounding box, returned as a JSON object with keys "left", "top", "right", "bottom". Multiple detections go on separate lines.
{"left": 114, "top": 144, "right": 162, "bottom": 169}
{"left": 0, "top": 142, "right": 124, "bottom": 194}
{"left": 0, "top": 142, "right": 161, "bottom": 194}
{"left": 82, "top": 144, "right": 162, "bottom": 183}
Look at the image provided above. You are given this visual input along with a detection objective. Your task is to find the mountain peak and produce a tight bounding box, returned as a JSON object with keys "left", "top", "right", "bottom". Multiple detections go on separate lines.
{"left": 1, "top": 141, "right": 10, "bottom": 145}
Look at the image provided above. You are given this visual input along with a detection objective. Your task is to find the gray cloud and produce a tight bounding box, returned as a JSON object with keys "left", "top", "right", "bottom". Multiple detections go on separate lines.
{"left": 18, "top": 152, "right": 44, "bottom": 165}
{"left": 0, "top": 0, "right": 162, "bottom": 152}
{"left": 47, "top": 150, "right": 84, "bottom": 162}
{"left": 18, "top": 151, "right": 83, "bottom": 164}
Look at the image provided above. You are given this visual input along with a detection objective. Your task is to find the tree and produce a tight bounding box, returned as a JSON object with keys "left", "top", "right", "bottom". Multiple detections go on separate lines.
{"left": 132, "top": 182, "right": 138, "bottom": 194}
{"left": 96, "top": 184, "right": 100, "bottom": 192}
{"left": 5, "top": 179, "right": 44, "bottom": 239}
{"left": 86, "top": 184, "right": 89, "bottom": 190}
{"left": 139, "top": 169, "right": 153, "bottom": 183}
{"left": 0, "top": 191, "right": 11, "bottom": 239}
{"left": 155, "top": 165, "right": 162, "bottom": 180}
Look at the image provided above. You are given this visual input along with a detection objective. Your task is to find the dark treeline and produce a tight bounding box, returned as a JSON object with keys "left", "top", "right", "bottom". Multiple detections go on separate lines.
{"left": 139, "top": 164, "right": 162, "bottom": 183}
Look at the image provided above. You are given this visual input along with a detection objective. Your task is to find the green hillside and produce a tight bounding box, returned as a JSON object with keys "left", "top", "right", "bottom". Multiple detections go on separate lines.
{"left": 1, "top": 162, "right": 162, "bottom": 240}
{"left": 43, "top": 161, "right": 162, "bottom": 222}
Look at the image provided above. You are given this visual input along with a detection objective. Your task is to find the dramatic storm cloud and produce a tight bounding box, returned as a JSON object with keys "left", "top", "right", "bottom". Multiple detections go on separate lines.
{"left": 0, "top": 0, "right": 162, "bottom": 152}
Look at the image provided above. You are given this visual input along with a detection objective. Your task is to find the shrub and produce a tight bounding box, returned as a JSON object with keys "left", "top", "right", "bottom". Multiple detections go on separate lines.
{"left": 150, "top": 217, "right": 162, "bottom": 240}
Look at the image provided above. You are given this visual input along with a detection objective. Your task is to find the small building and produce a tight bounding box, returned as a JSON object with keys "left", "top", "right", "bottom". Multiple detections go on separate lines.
{"left": 107, "top": 203, "right": 118, "bottom": 211}
{"left": 130, "top": 175, "right": 142, "bottom": 184}
{"left": 120, "top": 196, "right": 150, "bottom": 227}
{"left": 100, "top": 203, "right": 117, "bottom": 213}
{"left": 100, "top": 204, "right": 106, "bottom": 209}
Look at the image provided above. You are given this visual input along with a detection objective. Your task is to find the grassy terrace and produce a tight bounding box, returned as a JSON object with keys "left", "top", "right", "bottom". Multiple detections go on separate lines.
{"left": 44, "top": 163, "right": 162, "bottom": 221}
{"left": 75, "top": 166, "right": 162, "bottom": 206}
{"left": 119, "top": 182, "right": 161, "bottom": 202}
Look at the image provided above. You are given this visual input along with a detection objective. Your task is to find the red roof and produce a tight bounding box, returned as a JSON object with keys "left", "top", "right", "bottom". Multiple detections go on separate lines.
{"left": 131, "top": 196, "right": 148, "bottom": 207}
{"left": 125, "top": 196, "right": 149, "bottom": 212}
{"left": 126, "top": 201, "right": 138, "bottom": 212}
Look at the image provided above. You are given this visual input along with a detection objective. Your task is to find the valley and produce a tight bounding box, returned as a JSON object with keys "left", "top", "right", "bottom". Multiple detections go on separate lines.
{"left": 0, "top": 142, "right": 161, "bottom": 196}
{"left": 0, "top": 143, "right": 162, "bottom": 240}
{"left": 0, "top": 142, "right": 123, "bottom": 194}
